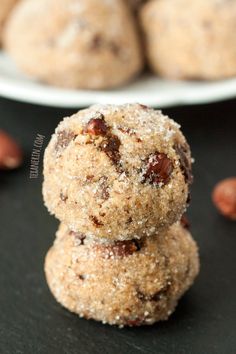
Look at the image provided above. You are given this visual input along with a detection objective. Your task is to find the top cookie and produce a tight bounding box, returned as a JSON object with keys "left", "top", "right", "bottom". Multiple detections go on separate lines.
{"left": 43, "top": 104, "right": 192, "bottom": 241}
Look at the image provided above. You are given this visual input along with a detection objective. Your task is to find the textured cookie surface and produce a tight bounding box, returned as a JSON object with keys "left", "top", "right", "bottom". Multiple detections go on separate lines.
{"left": 4, "top": 0, "right": 143, "bottom": 89}
{"left": 128, "top": 0, "right": 147, "bottom": 10}
{"left": 141, "top": 0, "right": 236, "bottom": 80}
{"left": 0, "top": 0, "right": 18, "bottom": 42}
{"left": 45, "top": 222, "right": 199, "bottom": 327}
{"left": 43, "top": 104, "right": 192, "bottom": 241}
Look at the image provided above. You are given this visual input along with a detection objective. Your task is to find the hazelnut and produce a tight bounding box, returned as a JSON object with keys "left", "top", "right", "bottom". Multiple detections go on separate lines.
{"left": 83, "top": 115, "right": 107, "bottom": 136}
{"left": 0, "top": 130, "right": 23, "bottom": 170}
{"left": 212, "top": 178, "right": 236, "bottom": 220}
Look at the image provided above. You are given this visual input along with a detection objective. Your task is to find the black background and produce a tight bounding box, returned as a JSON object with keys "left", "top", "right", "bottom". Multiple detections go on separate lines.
{"left": 0, "top": 96, "right": 236, "bottom": 354}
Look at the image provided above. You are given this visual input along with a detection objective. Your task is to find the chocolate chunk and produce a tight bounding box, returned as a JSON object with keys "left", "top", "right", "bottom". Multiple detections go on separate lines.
{"left": 83, "top": 114, "right": 123, "bottom": 170}
{"left": 78, "top": 274, "right": 85, "bottom": 280}
{"left": 83, "top": 114, "right": 107, "bottom": 136}
{"left": 90, "top": 34, "right": 103, "bottom": 50}
{"left": 60, "top": 192, "right": 68, "bottom": 202}
{"left": 142, "top": 152, "right": 173, "bottom": 185}
{"left": 126, "top": 217, "right": 133, "bottom": 224}
{"left": 100, "top": 134, "right": 121, "bottom": 165}
{"left": 69, "top": 230, "right": 86, "bottom": 245}
{"left": 55, "top": 130, "right": 76, "bottom": 152}
{"left": 174, "top": 143, "right": 193, "bottom": 185}
{"left": 84, "top": 115, "right": 121, "bottom": 166}
{"left": 180, "top": 214, "right": 190, "bottom": 229}
{"left": 90, "top": 215, "right": 104, "bottom": 227}
{"left": 97, "top": 239, "right": 142, "bottom": 259}
{"left": 86, "top": 175, "right": 95, "bottom": 181}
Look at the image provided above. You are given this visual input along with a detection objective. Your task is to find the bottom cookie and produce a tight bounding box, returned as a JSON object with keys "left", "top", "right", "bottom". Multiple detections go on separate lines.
{"left": 45, "top": 222, "right": 199, "bottom": 327}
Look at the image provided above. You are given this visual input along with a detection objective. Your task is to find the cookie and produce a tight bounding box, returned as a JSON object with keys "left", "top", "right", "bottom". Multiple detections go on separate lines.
{"left": 128, "top": 0, "right": 147, "bottom": 11}
{"left": 45, "top": 222, "right": 199, "bottom": 327}
{"left": 140, "top": 0, "right": 236, "bottom": 80}
{"left": 3, "top": 0, "right": 143, "bottom": 89}
{"left": 43, "top": 104, "right": 192, "bottom": 241}
{"left": 0, "top": 0, "right": 18, "bottom": 43}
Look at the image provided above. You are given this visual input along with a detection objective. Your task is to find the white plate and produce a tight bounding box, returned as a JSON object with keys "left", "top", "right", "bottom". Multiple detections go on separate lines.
{"left": 0, "top": 51, "right": 236, "bottom": 108}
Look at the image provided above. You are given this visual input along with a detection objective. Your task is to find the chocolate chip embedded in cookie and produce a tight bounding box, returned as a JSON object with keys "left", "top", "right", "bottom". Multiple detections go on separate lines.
{"left": 174, "top": 143, "right": 193, "bottom": 185}
{"left": 95, "top": 239, "right": 142, "bottom": 259}
{"left": 142, "top": 152, "right": 173, "bottom": 186}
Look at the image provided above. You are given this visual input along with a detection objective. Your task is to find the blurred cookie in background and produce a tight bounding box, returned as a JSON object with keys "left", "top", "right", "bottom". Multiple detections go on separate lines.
{"left": 140, "top": 0, "right": 236, "bottom": 80}
{"left": 128, "top": 0, "right": 147, "bottom": 11}
{"left": 3, "top": 0, "right": 143, "bottom": 89}
{"left": 0, "top": 0, "right": 18, "bottom": 43}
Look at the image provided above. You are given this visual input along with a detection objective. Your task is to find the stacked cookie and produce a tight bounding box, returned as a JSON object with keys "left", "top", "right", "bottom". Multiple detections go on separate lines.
{"left": 43, "top": 103, "right": 199, "bottom": 327}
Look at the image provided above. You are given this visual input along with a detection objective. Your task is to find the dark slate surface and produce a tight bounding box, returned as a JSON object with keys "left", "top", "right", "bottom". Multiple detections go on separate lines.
{"left": 0, "top": 96, "right": 236, "bottom": 354}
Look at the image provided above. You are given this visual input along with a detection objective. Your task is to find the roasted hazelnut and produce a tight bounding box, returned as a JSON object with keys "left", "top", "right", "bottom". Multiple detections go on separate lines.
{"left": 212, "top": 178, "right": 236, "bottom": 220}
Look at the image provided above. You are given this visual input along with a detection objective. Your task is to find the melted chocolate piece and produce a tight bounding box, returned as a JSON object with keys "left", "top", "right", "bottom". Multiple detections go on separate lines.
{"left": 86, "top": 175, "right": 95, "bottom": 182}
{"left": 175, "top": 143, "right": 193, "bottom": 185}
{"left": 142, "top": 152, "right": 173, "bottom": 185}
{"left": 99, "top": 134, "right": 121, "bottom": 166}
{"left": 83, "top": 114, "right": 121, "bottom": 167}
{"left": 90, "top": 215, "right": 104, "bottom": 227}
{"left": 97, "top": 239, "right": 142, "bottom": 259}
{"left": 126, "top": 217, "right": 133, "bottom": 224}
